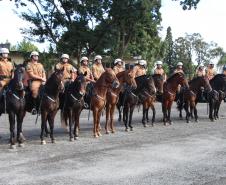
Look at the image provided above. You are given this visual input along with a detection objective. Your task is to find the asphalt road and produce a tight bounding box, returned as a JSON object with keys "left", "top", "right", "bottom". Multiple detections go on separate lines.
{"left": 1, "top": 102, "right": 226, "bottom": 185}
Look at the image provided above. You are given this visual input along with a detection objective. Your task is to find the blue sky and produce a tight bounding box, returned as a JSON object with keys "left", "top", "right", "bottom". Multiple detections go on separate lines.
{"left": 0, "top": 0, "right": 226, "bottom": 52}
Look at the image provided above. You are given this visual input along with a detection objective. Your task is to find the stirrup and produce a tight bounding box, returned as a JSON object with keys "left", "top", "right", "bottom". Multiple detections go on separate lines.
{"left": 31, "top": 108, "right": 37, "bottom": 115}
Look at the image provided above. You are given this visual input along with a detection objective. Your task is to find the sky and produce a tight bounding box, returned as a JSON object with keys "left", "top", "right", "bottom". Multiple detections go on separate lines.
{"left": 0, "top": 0, "right": 226, "bottom": 53}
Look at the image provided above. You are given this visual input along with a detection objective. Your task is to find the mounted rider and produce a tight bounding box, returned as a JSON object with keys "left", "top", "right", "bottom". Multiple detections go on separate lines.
{"left": 133, "top": 60, "right": 147, "bottom": 77}
{"left": 55, "top": 54, "right": 77, "bottom": 84}
{"left": 92, "top": 55, "right": 105, "bottom": 81}
{"left": 174, "top": 62, "right": 184, "bottom": 74}
{"left": 0, "top": 48, "right": 14, "bottom": 97}
{"left": 79, "top": 56, "right": 95, "bottom": 83}
{"left": 154, "top": 60, "right": 167, "bottom": 81}
{"left": 206, "top": 61, "right": 216, "bottom": 80}
{"left": 195, "top": 64, "right": 206, "bottom": 77}
{"left": 113, "top": 58, "right": 125, "bottom": 74}
{"left": 26, "top": 51, "right": 46, "bottom": 115}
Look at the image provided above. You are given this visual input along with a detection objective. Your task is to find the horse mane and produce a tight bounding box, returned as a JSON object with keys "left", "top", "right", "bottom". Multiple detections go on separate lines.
{"left": 167, "top": 72, "right": 184, "bottom": 82}
{"left": 189, "top": 76, "right": 204, "bottom": 84}
{"left": 152, "top": 73, "right": 164, "bottom": 80}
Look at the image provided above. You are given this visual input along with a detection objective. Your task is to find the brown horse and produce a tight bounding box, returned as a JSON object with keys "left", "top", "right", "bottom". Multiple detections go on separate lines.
{"left": 162, "top": 72, "right": 189, "bottom": 125}
{"left": 105, "top": 69, "right": 137, "bottom": 134}
{"left": 40, "top": 68, "right": 64, "bottom": 144}
{"left": 91, "top": 68, "right": 119, "bottom": 138}
{"left": 178, "top": 76, "right": 212, "bottom": 122}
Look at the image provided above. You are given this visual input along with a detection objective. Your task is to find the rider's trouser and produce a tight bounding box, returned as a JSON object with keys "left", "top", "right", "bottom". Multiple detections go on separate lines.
{"left": 30, "top": 80, "right": 42, "bottom": 98}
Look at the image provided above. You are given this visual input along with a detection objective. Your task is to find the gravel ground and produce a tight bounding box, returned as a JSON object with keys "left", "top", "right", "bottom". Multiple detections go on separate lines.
{"left": 1, "top": 102, "right": 226, "bottom": 185}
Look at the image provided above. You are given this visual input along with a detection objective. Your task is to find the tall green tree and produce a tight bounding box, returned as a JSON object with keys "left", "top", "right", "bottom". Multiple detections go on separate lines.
{"left": 11, "top": 39, "right": 39, "bottom": 52}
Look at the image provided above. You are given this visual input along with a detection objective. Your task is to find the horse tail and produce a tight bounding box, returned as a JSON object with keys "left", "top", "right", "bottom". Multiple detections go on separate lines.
{"left": 60, "top": 110, "right": 68, "bottom": 131}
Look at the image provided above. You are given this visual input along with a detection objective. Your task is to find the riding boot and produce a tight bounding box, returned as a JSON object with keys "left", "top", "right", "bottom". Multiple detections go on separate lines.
{"left": 31, "top": 97, "right": 37, "bottom": 115}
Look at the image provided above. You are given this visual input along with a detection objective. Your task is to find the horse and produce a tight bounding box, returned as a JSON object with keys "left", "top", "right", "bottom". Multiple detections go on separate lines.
{"left": 177, "top": 76, "right": 212, "bottom": 122}
{"left": 105, "top": 69, "right": 137, "bottom": 134}
{"left": 152, "top": 74, "right": 164, "bottom": 102}
{"left": 91, "top": 68, "right": 119, "bottom": 138}
{"left": 60, "top": 72, "right": 87, "bottom": 141}
{"left": 117, "top": 75, "right": 156, "bottom": 131}
{"left": 209, "top": 74, "right": 226, "bottom": 120}
{"left": 40, "top": 68, "right": 64, "bottom": 144}
{"left": 162, "top": 72, "right": 189, "bottom": 125}
{"left": 0, "top": 64, "right": 26, "bottom": 148}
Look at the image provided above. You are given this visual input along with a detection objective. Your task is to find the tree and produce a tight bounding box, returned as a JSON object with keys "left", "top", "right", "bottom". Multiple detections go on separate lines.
{"left": 218, "top": 53, "right": 226, "bottom": 66}
{"left": 11, "top": 39, "right": 39, "bottom": 52}
{"left": 172, "top": 0, "right": 200, "bottom": 10}
{"left": 163, "top": 26, "right": 175, "bottom": 75}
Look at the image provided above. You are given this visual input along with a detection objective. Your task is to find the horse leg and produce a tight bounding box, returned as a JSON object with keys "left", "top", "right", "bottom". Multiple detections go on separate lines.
{"left": 74, "top": 111, "right": 81, "bottom": 140}
{"left": 162, "top": 102, "right": 167, "bottom": 126}
{"left": 194, "top": 103, "right": 198, "bottom": 122}
{"left": 40, "top": 111, "right": 48, "bottom": 144}
{"left": 8, "top": 112, "right": 16, "bottom": 148}
{"left": 47, "top": 112, "right": 57, "bottom": 143}
{"left": 93, "top": 109, "right": 98, "bottom": 138}
{"left": 150, "top": 104, "right": 156, "bottom": 126}
{"left": 142, "top": 103, "right": 147, "bottom": 127}
{"left": 68, "top": 109, "right": 74, "bottom": 141}
{"left": 117, "top": 104, "right": 122, "bottom": 122}
{"left": 184, "top": 101, "right": 190, "bottom": 123}
{"left": 209, "top": 101, "right": 214, "bottom": 122}
{"left": 97, "top": 110, "right": 102, "bottom": 137}
{"left": 129, "top": 105, "right": 135, "bottom": 131}
{"left": 123, "top": 106, "right": 128, "bottom": 131}
{"left": 105, "top": 103, "right": 110, "bottom": 134}
{"left": 167, "top": 102, "right": 173, "bottom": 125}
{"left": 110, "top": 104, "right": 116, "bottom": 133}
{"left": 17, "top": 112, "right": 25, "bottom": 147}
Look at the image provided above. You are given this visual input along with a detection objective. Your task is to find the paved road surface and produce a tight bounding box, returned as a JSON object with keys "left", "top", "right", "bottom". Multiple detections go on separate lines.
{"left": 1, "top": 102, "right": 226, "bottom": 185}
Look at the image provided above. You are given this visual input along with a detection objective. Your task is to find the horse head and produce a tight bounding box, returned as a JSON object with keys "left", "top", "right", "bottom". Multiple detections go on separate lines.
{"left": 152, "top": 74, "right": 164, "bottom": 94}
{"left": 13, "top": 64, "right": 26, "bottom": 91}
{"left": 176, "top": 72, "right": 189, "bottom": 88}
{"left": 74, "top": 72, "right": 87, "bottom": 96}
{"left": 52, "top": 67, "right": 65, "bottom": 92}
{"left": 116, "top": 69, "right": 137, "bottom": 89}
{"left": 103, "top": 68, "right": 120, "bottom": 89}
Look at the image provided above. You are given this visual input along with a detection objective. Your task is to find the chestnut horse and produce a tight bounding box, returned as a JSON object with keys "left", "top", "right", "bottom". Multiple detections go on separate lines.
{"left": 162, "top": 72, "right": 189, "bottom": 125}
{"left": 91, "top": 68, "right": 119, "bottom": 138}
{"left": 105, "top": 69, "right": 137, "bottom": 134}
{"left": 40, "top": 68, "right": 64, "bottom": 144}
{"left": 177, "top": 76, "right": 212, "bottom": 122}
{"left": 60, "top": 73, "right": 87, "bottom": 141}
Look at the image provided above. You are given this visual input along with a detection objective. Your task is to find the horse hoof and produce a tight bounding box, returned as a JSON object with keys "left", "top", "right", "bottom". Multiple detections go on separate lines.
{"left": 143, "top": 124, "right": 147, "bottom": 127}
{"left": 105, "top": 131, "right": 110, "bottom": 135}
{"left": 74, "top": 136, "right": 79, "bottom": 140}
{"left": 69, "top": 137, "right": 74, "bottom": 142}
{"left": 10, "top": 145, "right": 16, "bottom": 149}
{"left": 130, "top": 128, "right": 133, "bottom": 131}
{"left": 111, "top": 130, "right": 115, "bottom": 134}
{"left": 41, "top": 140, "right": 46, "bottom": 145}
{"left": 125, "top": 128, "right": 128, "bottom": 132}
{"left": 94, "top": 134, "right": 99, "bottom": 138}
{"left": 98, "top": 133, "right": 102, "bottom": 137}
{"left": 51, "top": 139, "right": 56, "bottom": 144}
{"left": 18, "top": 143, "right": 24, "bottom": 148}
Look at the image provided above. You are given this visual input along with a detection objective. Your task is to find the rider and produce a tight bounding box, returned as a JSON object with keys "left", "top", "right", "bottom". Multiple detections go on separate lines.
{"left": 26, "top": 51, "right": 46, "bottom": 115}
{"left": 55, "top": 54, "right": 76, "bottom": 84}
{"left": 92, "top": 55, "right": 105, "bottom": 81}
{"left": 133, "top": 60, "right": 147, "bottom": 77}
{"left": 206, "top": 61, "right": 216, "bottom": 80}
{"left": 113, "top": 58, "right": 125, "bottom": 74}
{"left": 174, "top": 62, "right": 184, "bottom": 74}
{"left": 223, "top": 66, "right": 226, "bottom": 76}
{"left": 154, "top": 60, "right": 167, "bottom": 81}
{"left": 195, "top": 64, "right": 206, "bottom": 77}
{"left": 79, "top": 56, "right": 95, "bottom": 83}
{"left": 0, "top": 48, "right": 14, "bottom": 97}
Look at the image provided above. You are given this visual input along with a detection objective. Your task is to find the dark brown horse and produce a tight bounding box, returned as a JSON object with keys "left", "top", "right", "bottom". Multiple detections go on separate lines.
{"left": 60, "top": 73, "right": 87, "bottom": 141}
{"left": 209, "top": 74, "right": 226, "bottom": 120}
{"left": 0, "top": 64, "right": 26, "bottom": 148}
{"left": 162, "top": 72, "right": 189, "bottom": 125}
{"left": 40, "top": 68, "right": 64, "bottom": 144}
{"left": 177, "top": 76, "right": 212, "bottom": 122}
{"left": 91, "top": 68, "right": 119, "bottom": 138}
{"left": 105, "top": 69, "right": 137, "bottom": 134}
